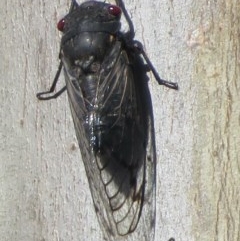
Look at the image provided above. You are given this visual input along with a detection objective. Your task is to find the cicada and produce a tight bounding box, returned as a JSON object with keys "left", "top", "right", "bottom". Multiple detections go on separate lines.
{"left": 37, "top": 1, "right": 178, "bottom": 240}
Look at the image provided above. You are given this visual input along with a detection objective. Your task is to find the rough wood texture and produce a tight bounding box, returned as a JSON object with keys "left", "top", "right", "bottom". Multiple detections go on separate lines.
{"left": 1, "top": 1, "right": 239, "bottom": 241}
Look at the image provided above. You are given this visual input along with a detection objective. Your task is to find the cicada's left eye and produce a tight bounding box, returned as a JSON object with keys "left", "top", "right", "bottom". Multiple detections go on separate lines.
{"left": 108, "top": 5, "right": 121, "bottom": 16}
{"left": 57, "top": 18, "right": 65, "bottom": 32}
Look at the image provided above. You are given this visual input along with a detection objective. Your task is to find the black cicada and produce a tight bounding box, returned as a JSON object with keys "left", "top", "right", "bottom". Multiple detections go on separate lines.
{"left": 37, "top": 1, "right": 178, "bottom": 240}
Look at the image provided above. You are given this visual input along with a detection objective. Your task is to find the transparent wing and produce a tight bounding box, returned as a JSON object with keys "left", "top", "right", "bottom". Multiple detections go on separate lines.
{"left": 63, "top": 41, "right": 156, "bottom": 241}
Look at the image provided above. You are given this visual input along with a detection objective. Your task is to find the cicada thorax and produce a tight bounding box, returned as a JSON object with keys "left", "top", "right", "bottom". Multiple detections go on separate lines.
{"left": 62, "top": 32, "right": 116, "bottom": 100}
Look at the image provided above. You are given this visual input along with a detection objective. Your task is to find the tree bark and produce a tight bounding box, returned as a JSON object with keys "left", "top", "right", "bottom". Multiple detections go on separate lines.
{"left": 0, "top": 0, "right": 239, "bottom": 241}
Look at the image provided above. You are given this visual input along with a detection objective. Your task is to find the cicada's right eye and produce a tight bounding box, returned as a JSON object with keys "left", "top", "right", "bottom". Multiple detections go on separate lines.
{"left": 108, "top": 5, "right": 121, "bottom": 16}
{"left": 57, "top": 18, "right": 65, "bottom": 32}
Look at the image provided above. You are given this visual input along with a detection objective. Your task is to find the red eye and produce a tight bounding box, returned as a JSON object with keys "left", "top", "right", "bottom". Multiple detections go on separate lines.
{"left": 108, "top": 5, "right": 121, "bottom": 16}
{"left": 57, "top": 18, "right": 65, "bottom": 31}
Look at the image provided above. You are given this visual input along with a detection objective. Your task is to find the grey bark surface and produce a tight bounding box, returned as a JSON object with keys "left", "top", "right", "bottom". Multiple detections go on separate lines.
{"left": 1, "top": 1, "right": 239, "bottom": 241}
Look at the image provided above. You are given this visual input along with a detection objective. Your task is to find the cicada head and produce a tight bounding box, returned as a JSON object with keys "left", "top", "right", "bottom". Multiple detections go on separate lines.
{"left": 57, "top": 1, "right": 122, "bottom": 34}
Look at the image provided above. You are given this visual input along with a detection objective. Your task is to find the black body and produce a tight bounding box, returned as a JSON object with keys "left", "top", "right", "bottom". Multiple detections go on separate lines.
{"left": 37, "top": 1, "right": 178, "bottom": 240}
